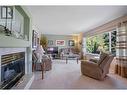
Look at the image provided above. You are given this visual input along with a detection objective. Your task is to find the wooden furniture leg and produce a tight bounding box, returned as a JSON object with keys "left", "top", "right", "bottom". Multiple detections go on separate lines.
{"left": 43, "top": 62, "right": 46, "bottom": 73}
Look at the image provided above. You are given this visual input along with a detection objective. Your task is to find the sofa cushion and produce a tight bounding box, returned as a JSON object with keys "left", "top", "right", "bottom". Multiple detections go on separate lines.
{"left": 97, "top": 51, "right": 108, "bottom": 65}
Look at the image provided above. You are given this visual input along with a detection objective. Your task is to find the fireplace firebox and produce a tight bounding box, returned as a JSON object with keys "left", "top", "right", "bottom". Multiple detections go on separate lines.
{"left": 0, "top": 52, "right": 25, "bottom": 89}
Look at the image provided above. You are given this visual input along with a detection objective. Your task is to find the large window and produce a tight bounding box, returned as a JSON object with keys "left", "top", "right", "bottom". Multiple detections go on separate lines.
{"left": 86, "top": 31, "right": 116, "bottom": 55}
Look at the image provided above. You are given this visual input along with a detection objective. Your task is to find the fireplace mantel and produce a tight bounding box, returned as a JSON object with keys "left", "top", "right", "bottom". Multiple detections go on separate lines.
{"left": 0, "top": 6, "right": 33, "bottom": 89}
{"left": 0, "top": 35, "right": 30, "bottom": 48}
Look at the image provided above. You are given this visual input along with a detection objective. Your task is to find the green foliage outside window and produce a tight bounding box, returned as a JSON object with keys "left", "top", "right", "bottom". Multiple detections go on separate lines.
{"left": 103, "top": 33, "right": 109, "bottom": 51}
{"left": 111, "top": 31, "right": 116, "bottom": 55}
{"left": 86, "top": 31, "right": 116, "bottom": 55}
{"left": 86, "top": 34, "right": 106, "bottom": 54}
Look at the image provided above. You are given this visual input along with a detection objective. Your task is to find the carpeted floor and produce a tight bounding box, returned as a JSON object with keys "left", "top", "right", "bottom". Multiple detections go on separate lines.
{"left": 30, "top": 60, "right": 127, "bottom": 89}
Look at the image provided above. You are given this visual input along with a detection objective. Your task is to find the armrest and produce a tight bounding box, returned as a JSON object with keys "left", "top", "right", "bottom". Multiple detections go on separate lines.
{"left": 81, "top": 60, "right": 102, "bottom": 71}
{"left": 81, "top": 60, "right": 97, "bottom": 66}
{"left": 89, "top": 59, "right": 99, "bottom": 63}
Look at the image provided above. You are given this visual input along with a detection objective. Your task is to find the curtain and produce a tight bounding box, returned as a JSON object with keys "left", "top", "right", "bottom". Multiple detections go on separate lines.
{"left": 115, "top": 22, "right": 127, "bottom": 77}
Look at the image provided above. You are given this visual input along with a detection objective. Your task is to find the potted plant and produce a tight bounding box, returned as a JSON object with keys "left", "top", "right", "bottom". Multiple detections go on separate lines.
{"left": 40, "top": 35, "right": 48, "bottom": 50}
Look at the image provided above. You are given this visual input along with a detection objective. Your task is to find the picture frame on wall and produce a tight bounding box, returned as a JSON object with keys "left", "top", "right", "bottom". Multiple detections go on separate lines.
{"left": 48, "top": 40, "right": 53, "bottom": 45}
{"left": 32, "top": 30, "right": 38, "bottom": 48}
{"left": 68, "top": 40, "right": 75, "bottom": 46}
{"left": 56, "top": 40, "right": 65, "bottom": 46}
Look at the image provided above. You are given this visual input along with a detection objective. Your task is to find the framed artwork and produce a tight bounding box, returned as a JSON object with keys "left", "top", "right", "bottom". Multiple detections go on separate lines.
{"left": 68, "top": 40, "right": 75, "bottom": 46}
{"left": 48, "top": 40, "right": 53, "bottom": 45}
{"left": 1, "top": 6, "right": 13, "bottom": 19}
{"left": 32, "top": 30, "right": 38, "bottom": 48}
{"left": 56, "top": 40, "right": 65, "bottom": 46}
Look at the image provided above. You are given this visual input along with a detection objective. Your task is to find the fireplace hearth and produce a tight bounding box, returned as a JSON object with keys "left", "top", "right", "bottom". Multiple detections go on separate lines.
{"left": 0, "top": 52, "right": 25, "bottom": 89}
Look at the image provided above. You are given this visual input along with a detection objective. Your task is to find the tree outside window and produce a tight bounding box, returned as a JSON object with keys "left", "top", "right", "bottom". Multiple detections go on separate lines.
{"left": 86, "top": 31, "right": 116, "bottom": 55}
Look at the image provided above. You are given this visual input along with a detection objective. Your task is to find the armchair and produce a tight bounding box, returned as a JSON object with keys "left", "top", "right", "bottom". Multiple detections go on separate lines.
{"left": 32, "top": 52, "right": 52, "bottom": 80}
{"left": 42, "top": 55, "right": 52, "bottom": 71}
{"left": 81, "top": 53, "right": 114, "bottom": 80}
{"left": 32, "top": 50, "right": 44, "bottom": 79}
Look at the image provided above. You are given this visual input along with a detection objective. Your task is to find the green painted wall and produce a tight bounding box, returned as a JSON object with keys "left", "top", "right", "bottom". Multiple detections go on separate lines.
{"left": 44, "top": 34, "right": 78, "bottom": 50}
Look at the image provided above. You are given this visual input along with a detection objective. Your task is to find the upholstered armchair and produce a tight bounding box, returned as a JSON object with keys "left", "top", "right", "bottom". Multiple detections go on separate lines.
{"left": 32, "top": 51, "right": 52, "bottom": 71}
{"left": 32, "top": 50, "right": 44, "bottom": 79}
{"left": 32, "top": 51, "right": 52, "bottom": 79}
{"left": 42, "top": 55, "right": 52, "bottom": 71}
{"left": 81, "top": 52, "right": 114, "bottom": 80}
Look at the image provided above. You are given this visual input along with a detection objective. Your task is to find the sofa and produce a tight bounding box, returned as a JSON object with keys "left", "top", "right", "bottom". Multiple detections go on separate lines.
{"left": 81, "top": 52, "right": 114, "bottom": 80}
{"left": 59, "top": 48, "right": 80, "bottom": 59}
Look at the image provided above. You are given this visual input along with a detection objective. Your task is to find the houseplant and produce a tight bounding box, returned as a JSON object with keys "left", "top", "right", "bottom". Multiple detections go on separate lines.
{"left": 40, "top": 34, "right": 48, "bottom": 50}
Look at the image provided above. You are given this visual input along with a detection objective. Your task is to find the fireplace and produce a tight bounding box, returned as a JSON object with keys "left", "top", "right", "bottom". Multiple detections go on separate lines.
{"left": 0, "top": 52, "right": 25, "bottom": 89}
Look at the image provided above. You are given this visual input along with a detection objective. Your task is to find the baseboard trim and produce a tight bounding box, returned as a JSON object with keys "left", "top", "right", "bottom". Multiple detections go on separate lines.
{"left": 24, "top": 74, "right": 35, "bottom": 89}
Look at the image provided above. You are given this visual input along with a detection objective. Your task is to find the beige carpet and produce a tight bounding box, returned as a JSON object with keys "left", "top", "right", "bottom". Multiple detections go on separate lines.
{"left": 30, "top": 60, "right": 127, "bottom": 89}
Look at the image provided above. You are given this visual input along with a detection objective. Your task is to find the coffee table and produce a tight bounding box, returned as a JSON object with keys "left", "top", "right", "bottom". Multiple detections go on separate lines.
{"left": 65, "top": 54, "right": 79, "bottom": 64}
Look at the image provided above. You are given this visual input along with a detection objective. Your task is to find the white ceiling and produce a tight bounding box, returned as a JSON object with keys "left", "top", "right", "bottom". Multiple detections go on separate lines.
{"left": 26, "top": 6, "right": 127, "bottom": 35}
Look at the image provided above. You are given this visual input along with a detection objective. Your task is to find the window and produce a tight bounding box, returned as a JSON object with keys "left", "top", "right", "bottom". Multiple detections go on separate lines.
{"left": 86, "top": 31, "right": 116, "bottom": 55}
{"left": 111, "top": 31, "right": 116, "bottom": 55}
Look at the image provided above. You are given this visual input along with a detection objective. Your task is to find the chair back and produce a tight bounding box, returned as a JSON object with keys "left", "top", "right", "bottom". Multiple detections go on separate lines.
{"left": 99, "top": 54, "right": 114, "bottom": 75}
